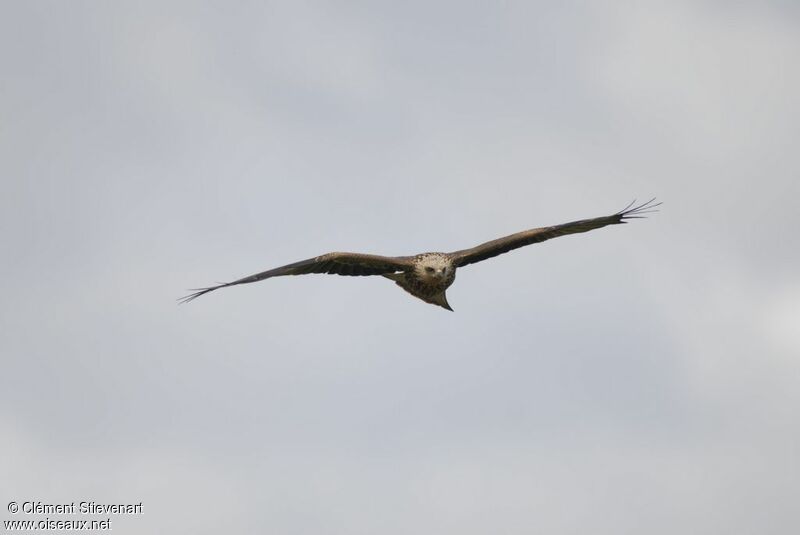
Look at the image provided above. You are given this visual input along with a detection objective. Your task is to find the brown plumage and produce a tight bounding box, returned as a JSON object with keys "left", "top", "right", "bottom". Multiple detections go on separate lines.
{"left": 180, "top": 198, "right": 659, "bottom": 310}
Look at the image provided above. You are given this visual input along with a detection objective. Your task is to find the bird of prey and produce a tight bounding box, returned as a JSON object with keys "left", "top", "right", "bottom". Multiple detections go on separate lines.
{"left": 180, "top": 199, "right": 659, "bottom": 311}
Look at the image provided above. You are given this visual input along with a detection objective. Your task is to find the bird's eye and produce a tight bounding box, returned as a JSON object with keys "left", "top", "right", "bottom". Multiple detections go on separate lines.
{"left": 425, "top": 267, "right": 434, "bottom": 272}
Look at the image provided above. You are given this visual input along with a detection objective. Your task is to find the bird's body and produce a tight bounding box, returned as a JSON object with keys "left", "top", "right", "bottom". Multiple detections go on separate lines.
{"left": 180, "top": 199, "right": 659, "bottom": 311}
{"left": 384, "top": 253, "right": 457, "bottom": 310}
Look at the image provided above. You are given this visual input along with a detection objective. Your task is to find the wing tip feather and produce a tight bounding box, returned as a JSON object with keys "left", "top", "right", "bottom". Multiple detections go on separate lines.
{"left": 617, "top": 197, "right": 661, "bottom": 221}
{"left": 177, "top": 284, "right": 227, "bottom": 305}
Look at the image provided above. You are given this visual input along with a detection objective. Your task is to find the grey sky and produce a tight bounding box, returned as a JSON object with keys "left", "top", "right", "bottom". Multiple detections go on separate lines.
{"left": 2, "top": 1, "right": 798, "bottom": 533}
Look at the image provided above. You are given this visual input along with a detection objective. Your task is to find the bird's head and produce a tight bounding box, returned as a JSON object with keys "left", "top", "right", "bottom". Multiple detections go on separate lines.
{"left": 417, "top": 255, "right": 451, "bottom": 282}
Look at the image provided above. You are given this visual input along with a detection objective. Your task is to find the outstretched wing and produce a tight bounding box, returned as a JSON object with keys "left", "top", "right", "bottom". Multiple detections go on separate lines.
{"left": 179, "top": 252, "right": 414, "bottom": 303}
{"left": 448, "top": 198, "right": 660, "bottom": 268}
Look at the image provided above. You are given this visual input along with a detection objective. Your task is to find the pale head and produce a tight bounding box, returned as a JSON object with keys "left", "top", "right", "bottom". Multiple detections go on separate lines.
{"left": 415, "top": 253, "right": 452, "bottom": 283}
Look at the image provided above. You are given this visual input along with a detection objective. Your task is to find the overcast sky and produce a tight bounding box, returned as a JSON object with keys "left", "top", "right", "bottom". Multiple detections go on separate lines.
{"left": 2, "top": 1, "right": 798, "bottom": 533}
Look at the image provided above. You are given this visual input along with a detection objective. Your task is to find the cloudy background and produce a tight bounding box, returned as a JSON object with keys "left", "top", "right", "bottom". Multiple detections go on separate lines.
{"left": 2, "top": 1, "right": 798, "bottom": 533}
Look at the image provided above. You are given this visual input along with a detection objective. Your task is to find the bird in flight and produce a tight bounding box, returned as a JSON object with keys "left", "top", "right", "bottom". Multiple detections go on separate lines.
{"left": 180, "top": 198, "right": 659, "bottom": 311}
